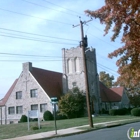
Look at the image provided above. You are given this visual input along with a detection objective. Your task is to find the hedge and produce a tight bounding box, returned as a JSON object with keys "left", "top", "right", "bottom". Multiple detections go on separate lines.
{"left": 131, "top": 108, "right": 140, "bottom": 116}
{"left": 109, "top": 108, "right": 129, "bottom": 115}
{"left": 43, "top": 111, "right": 54, "bottom": 121}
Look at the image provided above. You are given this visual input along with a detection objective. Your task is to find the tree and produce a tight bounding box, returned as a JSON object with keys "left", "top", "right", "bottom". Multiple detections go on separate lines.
{"left": 99, "top": 71, "right": 114, "bottom": 88}
{"left": 58, "top": 87, "right": 86, "bottom": 119}
{"left": 85, "top": 0, "right": 140, "bottom": 89}
{"left": 129, "top": 94, "right": 140, "bottom": 107}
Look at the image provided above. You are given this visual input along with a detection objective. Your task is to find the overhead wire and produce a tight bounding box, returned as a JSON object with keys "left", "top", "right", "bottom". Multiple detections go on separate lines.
{"left": 42, "top": 0, "right": 85, "bottom": 16}
{"left": 0, "top": 1, "right": 120, "bottom": 77}
{"left": 0, "top": 33, "right": 78, "bottom": 45}
{"left": 22, "top": 0, "right": 78, "bottom": 17}
{"left": 88, "top": 32, "right": 119, "bottom": 49}
{"left": 0, "top": 7, "right": 72, "bottom": 25}
{"left": 0, "top": 27, "right": 78, "bottom": 42}
{"left": 0, "top": 52, "right": 119, "bottom": 76}
{"left": 97, "top": 63, "right": 119, "bottom": 76}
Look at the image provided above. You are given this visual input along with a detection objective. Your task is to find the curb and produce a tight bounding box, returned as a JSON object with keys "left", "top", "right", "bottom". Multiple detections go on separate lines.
{"left": 35, "top": 123, "right": 122, "bottom": 140}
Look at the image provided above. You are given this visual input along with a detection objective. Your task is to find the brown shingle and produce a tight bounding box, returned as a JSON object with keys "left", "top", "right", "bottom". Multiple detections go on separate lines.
{"left": 110, "top": 87, "right": 124, "bottom": 97}
{"left": 30, "top": 67, "right": 63, "bottom": 99}
{"left": 99, "top": 82, "right": 122, "bottom": 102}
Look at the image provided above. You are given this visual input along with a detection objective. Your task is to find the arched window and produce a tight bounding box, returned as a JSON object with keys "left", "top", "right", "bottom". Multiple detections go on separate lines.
{"left": 67, "top": 59, "right": 72, "bottom": 73}
{"left": 74, "top": 57, "right": 80, "bottom": 72}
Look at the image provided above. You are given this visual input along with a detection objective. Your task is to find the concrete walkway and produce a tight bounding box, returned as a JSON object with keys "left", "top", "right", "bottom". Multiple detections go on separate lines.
{"left": 4, "top": 119, "right": 137, "bottom": 140}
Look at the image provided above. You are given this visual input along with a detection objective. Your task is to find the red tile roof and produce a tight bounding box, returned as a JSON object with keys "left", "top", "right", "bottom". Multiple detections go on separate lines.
{"left": 30, "top": 67, "right": 63, "bottom": 99}
{"left": 99, "top": 82, "right": 122, "bottom": 102}
{"left": 0, "top": 79, "right": 18, "bottom": 106}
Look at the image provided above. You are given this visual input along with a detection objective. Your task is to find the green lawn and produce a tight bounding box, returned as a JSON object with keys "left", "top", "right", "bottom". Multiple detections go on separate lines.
{"left": 0, "top": 115, "right": 140, "bottom": 139}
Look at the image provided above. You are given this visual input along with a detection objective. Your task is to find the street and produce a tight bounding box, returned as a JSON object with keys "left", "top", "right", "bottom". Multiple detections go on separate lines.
{"left": 49, "top": 122, "right": 140, "bottom": 140}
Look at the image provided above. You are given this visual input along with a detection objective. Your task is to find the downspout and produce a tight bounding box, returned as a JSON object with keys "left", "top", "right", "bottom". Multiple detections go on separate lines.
{"left": 5, "top": 105, "right": 7, "bottom": 124}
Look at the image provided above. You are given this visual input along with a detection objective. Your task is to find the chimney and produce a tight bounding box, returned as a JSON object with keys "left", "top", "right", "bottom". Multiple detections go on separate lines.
{"left": 22, "top": 62, "right": 32, "bottom": 73}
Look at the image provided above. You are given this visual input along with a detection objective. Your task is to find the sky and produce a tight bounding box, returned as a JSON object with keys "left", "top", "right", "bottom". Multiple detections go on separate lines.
{"left": 0, "top": 0, "right": 122, "bottom": 99}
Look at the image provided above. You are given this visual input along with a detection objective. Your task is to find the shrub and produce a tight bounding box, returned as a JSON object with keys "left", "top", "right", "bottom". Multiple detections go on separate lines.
{"left": 19, "top": 115, "right": 27, "bottom": 122}
{"left": 101, "top": 108, "right": 109, "bottom": 114}
{"left": 109, "top": 108, "right": 129, "bottom": 115}
{"left": 117, "top": 108, "right": 128, "bottom": 115}
{"left": 31, "top": 123, "right": 40, "bottom": 130}
{"left": 30, "top": 118, "right": 38, "bottom": 122}
{"left": 131, "top": 108, "right": 140, "bottom": 116}
{"left": 43, "top": 111, "right": 54, "bottom": 121}
{"left": 58, "top": 87, "right": 86, "bottom": 119}
{"left": 56, "top": 111, "right": 67, "bottom": 120}
{"left": 109, "top": 109, "right": 118, "bottom": 115}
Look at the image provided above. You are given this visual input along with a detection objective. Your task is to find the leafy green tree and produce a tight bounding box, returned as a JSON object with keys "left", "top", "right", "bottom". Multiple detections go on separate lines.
{"left": 58, "top": 87, "right": 86, "bottom": 119}
{"left": 99, "top": 71, "right": 114, "bottom": 88}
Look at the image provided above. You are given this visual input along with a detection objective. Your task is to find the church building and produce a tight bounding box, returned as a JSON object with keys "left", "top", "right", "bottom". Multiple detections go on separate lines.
{"left": 0, "top": 46, "right": 129, "bottom": 125}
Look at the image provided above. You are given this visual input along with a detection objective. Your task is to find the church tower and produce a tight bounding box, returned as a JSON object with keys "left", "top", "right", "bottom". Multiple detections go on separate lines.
{"left": 62, "top": 46, "right": 101, "bottom": 113}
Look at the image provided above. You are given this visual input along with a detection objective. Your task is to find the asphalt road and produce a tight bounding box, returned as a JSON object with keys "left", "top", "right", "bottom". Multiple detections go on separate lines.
{"left": 49, "top": 122, "right": 140, "bottom": 140}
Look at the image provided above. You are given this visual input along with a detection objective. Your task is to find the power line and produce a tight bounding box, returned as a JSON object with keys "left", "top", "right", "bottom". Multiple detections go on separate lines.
{"left": 0, "top": 27, "right": 78, "bottom": 42}
{"left": 0, "top": 52, "right": 119, "bottom": 77}
{"left": 0, "top": 8, "right": 72, "bottom": 25}
{"left": 97, "top": 63, "right": 118, "bottom": 73}
{"left": 0, "top": 34, "right": 78, "bottom": 45}
{"left": 42, "top": 0, "right": 85, "bottom": 16}
{"left": 0, "top": 59, "right": 62, "bottom": 62}
{"left": 97, "top": 63, "right": 119, "bottom": 77}
{"left": 22, "top": 0, "right": 78, "bottom": 17}
{"left": 0, "top": 52, "right": 62, "bottom": 58}
{"left": 88, "top": 32, "right": 118, "bottom": 49}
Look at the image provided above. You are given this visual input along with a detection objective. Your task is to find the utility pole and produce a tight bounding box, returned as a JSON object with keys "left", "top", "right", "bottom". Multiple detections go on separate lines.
{"left": 73, "top": 18, "right": 93, "bottom": 128}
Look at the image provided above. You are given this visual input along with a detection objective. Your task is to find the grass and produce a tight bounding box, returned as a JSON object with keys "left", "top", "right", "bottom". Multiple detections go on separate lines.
{"left": 0, "top": 115, "right": 140, "bottom": 139}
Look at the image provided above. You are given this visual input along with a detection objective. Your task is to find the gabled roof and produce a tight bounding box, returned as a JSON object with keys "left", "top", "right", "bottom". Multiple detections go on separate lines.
{"left": 0, "top": 79, "right": 18, "bottom": 106}
{"left": 0, "top": 66, "right": 63, "bottom": 107}
{"left": 110, "top": 87, "right": 124, "bottom": 97}
{"left": 99, "top": 82, "right": 122, "bottom": 102}
{"left": 30, "top": 67, "right": 63, "bottom": 99}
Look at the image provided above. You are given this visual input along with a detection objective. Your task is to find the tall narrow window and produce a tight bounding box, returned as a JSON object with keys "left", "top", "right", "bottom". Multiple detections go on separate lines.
{"left": 16, "top": 106, "right": 23, "bottom": 114}
{"left": 67, "top": 59, "right": 72, "bottom": 74}
{"left": 16, "top": 91, "right": 22, "bottom": 99}
{"left": 8, "top": 107, "right": 15, "bottom": 115}
{"left": 75, "top": 57, "right": 80, "bottom": 72}
{"left": 40, "top": 103, "right": 47, "bottom": 113}
{"left": 30, "top": 89, "right": 37, "bottom": 98}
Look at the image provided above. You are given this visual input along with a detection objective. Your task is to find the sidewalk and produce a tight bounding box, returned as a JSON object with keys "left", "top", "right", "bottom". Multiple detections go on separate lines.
{"left": 4, "top": 119, "right": 136, "bottom": 140}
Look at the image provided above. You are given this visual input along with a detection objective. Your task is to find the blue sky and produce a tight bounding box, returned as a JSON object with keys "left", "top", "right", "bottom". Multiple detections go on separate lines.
{"left": 0, "top": 0, "right": 122, "bottom": 99}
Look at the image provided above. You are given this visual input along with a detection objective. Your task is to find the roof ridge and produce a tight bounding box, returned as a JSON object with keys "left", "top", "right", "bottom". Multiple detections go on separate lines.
{"left": 32, "top": 67, "right": 62, "bottom": 74}
{"left": 0, "top": 79, "right": 18, "bottom": 106}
